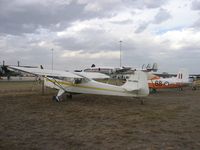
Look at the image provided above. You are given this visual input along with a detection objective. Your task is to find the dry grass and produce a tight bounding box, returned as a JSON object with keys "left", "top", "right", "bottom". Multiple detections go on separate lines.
{"left": 0, "top": 82, "right": 200, "bottom": 149}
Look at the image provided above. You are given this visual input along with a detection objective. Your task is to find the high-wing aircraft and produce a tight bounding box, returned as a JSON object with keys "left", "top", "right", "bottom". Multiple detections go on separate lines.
{"left": 148, "top": 69, "right": 190, "bottom": 92}
{"left": 8, "top": 66, "right": 149, "bottom": 102}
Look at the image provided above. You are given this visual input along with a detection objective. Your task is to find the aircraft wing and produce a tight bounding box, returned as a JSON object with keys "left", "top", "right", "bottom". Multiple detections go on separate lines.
{"left": 8, "top": 66, "right": 83, "bottom": 78}
{"left": 75, "top": 72, "right": 110, "bottom": 79}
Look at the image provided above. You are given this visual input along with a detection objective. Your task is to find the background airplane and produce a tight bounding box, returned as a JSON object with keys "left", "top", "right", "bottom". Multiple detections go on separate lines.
{"left": 83, "top": 63, "right": 158, "bottom": 76}
{"left": 148, "top": 69, "right": 191, "bottom": 93}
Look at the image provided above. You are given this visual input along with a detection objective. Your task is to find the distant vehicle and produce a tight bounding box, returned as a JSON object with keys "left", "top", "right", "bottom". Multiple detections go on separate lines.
{"left": 8, "top": 66, "right": 149, "bottom": 103}
{"left": 148, "top": 69, "right": 190, "bottom": 92}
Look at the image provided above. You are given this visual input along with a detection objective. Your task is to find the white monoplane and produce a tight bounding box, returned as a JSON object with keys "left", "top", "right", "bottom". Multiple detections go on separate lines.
{"left": 8, "top": 66, "right": 149, "bottom": 102}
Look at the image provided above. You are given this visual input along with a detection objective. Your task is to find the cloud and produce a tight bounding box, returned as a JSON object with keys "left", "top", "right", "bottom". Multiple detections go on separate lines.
{"left": 153, "top": 8, "right": 172, "bottom": 24}
{"left": 156, "top": 28, "right": 200, "bottom": 50}
{"left": 61, "top": 50, "right": 120, "bottom": 59}
{"left": 191, "top": 0, "right": 200, "bottom": 10}
{"left": 0, "top": 0, "right": 109, "bottom": 35}
{"left": 0, "top": 0, "right": 169, "bottom": 35}
{"left": 135, "top": 8, "right": 171, "bottom": 33}
{"left": 77, "top": 0, "right": 122, "bottom": 12}
{"left": 143, "top": 0, "right": 168, "bottom": 8}
{"left": 193, "top": 18, "right": 200, "bottom": 29}
{"left": 0, "top": 0, "right": 200, "bottom": 73}
{"left": 135, "top": 22, "right": 149, "bottom": 33}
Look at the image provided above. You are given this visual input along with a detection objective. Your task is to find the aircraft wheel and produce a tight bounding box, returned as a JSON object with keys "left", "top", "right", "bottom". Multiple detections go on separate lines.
{"left": 192, "top": 87, "right": 196, "bottom": 90}
{"left": 52, "top": 96, "right": 60, "bottom": 102}
{"left": 52, "top": 96, "right": 57, "bottom": 101}
{"left": 150, "top": 88, "right": 156, "bottom": 93}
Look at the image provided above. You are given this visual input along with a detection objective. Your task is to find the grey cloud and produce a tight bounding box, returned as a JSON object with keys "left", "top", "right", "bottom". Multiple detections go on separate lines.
{"left": 55, "top": 28, "right": 119, "bottom": 51}
{"left": 0, "top": 34, "right": 54, "bottom": 67}
{"left": 153, "top": 8, "right": 172, "bottom": 24}
{"left": 159, "top": 47, "right": 200, "bottom": 73}
{"left": 134, "top": 22, "right": 149, "bottom": 33}
{"left": 0, "top": 0, "right": 109, "bottom": 35}
{"left": 144, "top": 0, "right": 168, "bottom": 8}
{"left": 135, "top": 8, "right": 171, "bottom": 34}
{"left": 110, "top": 19, "right": 133, "bottom": 25}
{"left": 191, "top": 0, "right": 200, "bottom": 10}
{"left": 123, "top": 0, "right": 168, "bottom": 9}
{"left": 0, "top": 0, "right": 169, "bottom": 36}
{"left": 192, "top": 17, "right": 200, "bottom": 29}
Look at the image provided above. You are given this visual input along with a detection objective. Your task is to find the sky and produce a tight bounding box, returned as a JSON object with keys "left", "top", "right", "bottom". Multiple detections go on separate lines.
{"left": 0, "top": 0, "right": 200, "bottom": 73}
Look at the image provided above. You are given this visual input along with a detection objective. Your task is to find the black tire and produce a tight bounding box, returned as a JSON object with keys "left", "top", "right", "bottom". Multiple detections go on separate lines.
{"left": 52, "top": 96, "right": 57, "bottom": 101}
{"left": 52, "top": 96, "right": 60, "bottom": 102}
{"left": 192, "top": 87, "right": 197, "bottom": 90}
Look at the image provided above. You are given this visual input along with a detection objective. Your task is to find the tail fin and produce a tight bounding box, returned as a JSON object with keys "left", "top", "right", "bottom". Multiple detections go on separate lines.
{"left": 176, "top": 68, "right": 189, "bottom": 83}
{"left": 146, "top": 64, "right": 152, "bottom": 71}
{"left": 152, "top": 63, "right": 158, "bottom": 72}
{"left": 40, "top": 65, "right": 44, "bottom": 69}
{"left": 122, "top": 71, "right": 149, "bottom": 97}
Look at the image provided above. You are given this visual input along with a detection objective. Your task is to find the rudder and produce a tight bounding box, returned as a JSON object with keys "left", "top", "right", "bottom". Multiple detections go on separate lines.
{"left": 122, "top": 71, "right": 149, "bottom": 97}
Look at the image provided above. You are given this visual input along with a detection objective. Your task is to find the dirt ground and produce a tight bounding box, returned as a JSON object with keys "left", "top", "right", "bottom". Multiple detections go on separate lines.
{"left": 0, "top": 81, "right": 200, "bottom": 150}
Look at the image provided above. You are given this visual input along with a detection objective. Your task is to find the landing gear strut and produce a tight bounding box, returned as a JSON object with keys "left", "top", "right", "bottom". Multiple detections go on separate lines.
{"left": 150, "top": 88, "right": 157, "bottom": 93}
{"left": 52, "top": 96, "right": 60, "bottom": 102}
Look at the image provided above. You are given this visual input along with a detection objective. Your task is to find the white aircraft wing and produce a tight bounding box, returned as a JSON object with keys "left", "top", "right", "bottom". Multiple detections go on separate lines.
{"left": 8, "top": 66, "right": 83, "bottom": 78}
{"left": 75, "top": 72, "right": 110, "bottom": 79}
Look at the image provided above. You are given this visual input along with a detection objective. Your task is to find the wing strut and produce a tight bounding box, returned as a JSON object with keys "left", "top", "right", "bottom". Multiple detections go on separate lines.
{"left": 45, "top": 76, "right": 67, "bottom": 102}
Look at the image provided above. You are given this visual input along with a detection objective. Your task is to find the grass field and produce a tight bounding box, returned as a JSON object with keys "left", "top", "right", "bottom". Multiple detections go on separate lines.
{"left": 0, "top": 81, "right": 41, "bottom": 91}
{"left": 0, "top": 81, "right": 200, "bottom": 149}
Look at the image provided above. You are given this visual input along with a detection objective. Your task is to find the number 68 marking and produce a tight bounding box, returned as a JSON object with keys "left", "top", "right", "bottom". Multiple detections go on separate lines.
{"left": 155, "top": 80, "right": 162, "bottom": 86}
{"left": 155, "top": 81, "right": 169, "bottom": 86}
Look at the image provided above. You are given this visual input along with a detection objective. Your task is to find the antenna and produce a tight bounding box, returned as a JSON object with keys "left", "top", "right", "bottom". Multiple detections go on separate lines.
{"left": 119, "top": 40, "right": 122, "bottom": 67}
{"left": 51, "top": 48, "right": 54, "bottom": 70}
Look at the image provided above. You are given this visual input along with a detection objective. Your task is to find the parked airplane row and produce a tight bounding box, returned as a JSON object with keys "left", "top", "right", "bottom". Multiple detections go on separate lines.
{"left": 83, "top": 64, "right": 191, "bottom": 93}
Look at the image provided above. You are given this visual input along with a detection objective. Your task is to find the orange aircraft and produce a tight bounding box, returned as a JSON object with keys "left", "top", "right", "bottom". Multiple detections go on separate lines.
{"left": 148, "top": 69, "right": 190, "bottom": 92}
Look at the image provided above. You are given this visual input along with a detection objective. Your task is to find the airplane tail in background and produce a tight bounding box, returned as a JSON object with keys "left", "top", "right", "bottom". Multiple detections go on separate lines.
{"left": 152, "top": 63, "right": 158, "bottom": 72}
{"left": 142, "top": 63, "right": 158, "bottom": 72}
{"left": 176, "top": 69, "right": 189, "bottom": 83}
{"left": 122, "top": 71, "right": 149, "bottom": 97}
